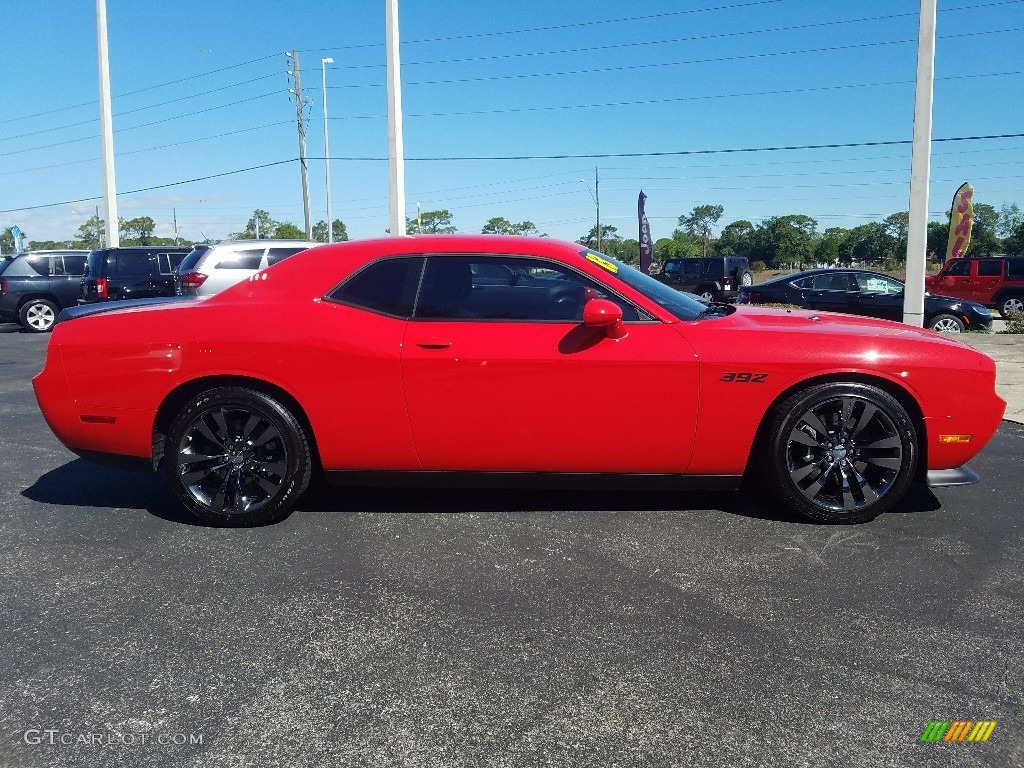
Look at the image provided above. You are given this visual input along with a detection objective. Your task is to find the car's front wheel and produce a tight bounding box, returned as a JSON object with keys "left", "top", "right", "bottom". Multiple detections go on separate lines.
{"left": 19, "top": 298, "right": 58, "bottom": 333}
{"left": 765, "top": 383, "right": 918, "bottom": 524}
{"left": 926, "top": 313, "right": 965, "bottom": 333}
{"left": 165, "top": 387, "right": 312, "bottom": 526}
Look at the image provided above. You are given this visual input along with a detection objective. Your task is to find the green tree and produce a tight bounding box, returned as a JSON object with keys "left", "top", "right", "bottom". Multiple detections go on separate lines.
{"left": 75, "top": 215, "right": 105, "bottom": 250}
{"left": 481, "top": 217, "right": 541, "bottom": 236}
{"left": 966, "top": 203, "right": 1001, "bottom": 257}
{"left": 716, "top": 220, "right": 755, "bottom": 257}
{"left": 1, "top": 227, "right": 18, "bottom": 253}
{"left": 122, "top": 216, "right": 156, "bottom": 245}
{"left": 408, "top": 209, "right": 457, "bottom": 234}
{"left": 753, "top": 215, "right": 818, "bottom": 268}
{"left": 578, "top": 224, "right": 619, "bottom": 250}
{"left": 838, "top": 222, "right": 893, "bottom": 267}
{"left": 237, "top": 209, "right": 278, "bottom": 239}
{"left": 273, "top": 222, "right": 305, "bottom": 239}
{"left": 678, "top": 204, "right": 724, "bottom": 257}
{"left": 998, "top": 202, "right": 1022, "bottom": 238}
{"left": 926, "top": 220, "right": 948, "bottom": 261}
{"left": 312, "top": 219, "right": 349, "bottom": 243}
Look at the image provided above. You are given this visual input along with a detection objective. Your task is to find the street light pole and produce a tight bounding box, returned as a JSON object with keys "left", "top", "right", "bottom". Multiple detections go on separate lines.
{"left": 321, "top": 57, "right": 334, "bottom": 243}
{"left": 95, "top": 0, "right": 119, "bottom": 247}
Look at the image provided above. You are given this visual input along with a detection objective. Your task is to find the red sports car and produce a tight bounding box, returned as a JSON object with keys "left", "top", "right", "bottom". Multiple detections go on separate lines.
{"left": 33, "top": 235, "right": 1005, "bottom": 527}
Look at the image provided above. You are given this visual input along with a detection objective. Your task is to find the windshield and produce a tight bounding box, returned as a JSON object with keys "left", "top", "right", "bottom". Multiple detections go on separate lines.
{"left": 578, "top": 249, "right": 707, "bottom": 320}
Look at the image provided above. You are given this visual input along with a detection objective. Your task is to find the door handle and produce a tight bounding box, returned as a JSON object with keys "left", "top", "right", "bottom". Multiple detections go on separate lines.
{"left": 415, "top": 339, "right": 453, "bottom": 349}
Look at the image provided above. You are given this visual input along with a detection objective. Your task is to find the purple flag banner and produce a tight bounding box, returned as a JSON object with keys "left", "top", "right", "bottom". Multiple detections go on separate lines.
{"left": 638, "top": 191, "right": 653, "bottom": 274}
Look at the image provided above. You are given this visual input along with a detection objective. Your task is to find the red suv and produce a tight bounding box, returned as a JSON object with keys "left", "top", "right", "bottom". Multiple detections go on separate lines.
{"left": 925, "top": 257, "right": 1024, "bottom": 318}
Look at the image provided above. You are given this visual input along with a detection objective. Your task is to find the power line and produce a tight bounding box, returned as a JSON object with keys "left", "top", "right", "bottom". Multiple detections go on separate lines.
{"left": 326, "top": 28, "right": 1024, "bottom": 90}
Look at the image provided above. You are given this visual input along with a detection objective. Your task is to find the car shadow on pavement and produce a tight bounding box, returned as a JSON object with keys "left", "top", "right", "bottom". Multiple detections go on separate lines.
{"left": 22, "top": 459, "right": 944, "bottom": 527}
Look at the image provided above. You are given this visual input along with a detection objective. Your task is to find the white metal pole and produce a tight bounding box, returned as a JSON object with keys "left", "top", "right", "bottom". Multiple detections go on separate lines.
{"left": 322, "top": 57, "right": 334, "bottom": 243}
{"left": 386, "top": 0, "right": 407, "bottom": 236}
{"left": 96, "top": 0, "right": 119, "bottom": 247}
{"left": 903, "top": 0, "right": 937, "bottom": 327}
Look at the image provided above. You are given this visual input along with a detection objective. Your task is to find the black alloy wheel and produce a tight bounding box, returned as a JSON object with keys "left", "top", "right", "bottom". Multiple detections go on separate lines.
{"left": 766, "top": 383, "right": 918, "bottom": 523}
{"left": 165, "top": 387, "right": 312, "bottom": 526}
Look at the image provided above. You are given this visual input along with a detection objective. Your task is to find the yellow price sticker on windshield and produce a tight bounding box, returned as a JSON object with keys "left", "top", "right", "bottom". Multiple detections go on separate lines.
{"left": 585, "top": 252, "right": 618, "bottom": 274}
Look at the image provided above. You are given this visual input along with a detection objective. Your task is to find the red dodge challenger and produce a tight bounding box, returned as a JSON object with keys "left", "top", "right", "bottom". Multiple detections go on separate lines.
{"left": 33, "top": 235, "right": 1005, "bottom": 527}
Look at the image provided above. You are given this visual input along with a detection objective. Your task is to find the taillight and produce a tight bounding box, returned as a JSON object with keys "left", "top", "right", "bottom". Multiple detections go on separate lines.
{"left": 181, "top": 272, "right": 208, "bottom": 291}
{"left": 0, "top": 278, "right": 7, "bottom": 294}
{"left": 96, "top": 277, "right": 108, "bottom": 299}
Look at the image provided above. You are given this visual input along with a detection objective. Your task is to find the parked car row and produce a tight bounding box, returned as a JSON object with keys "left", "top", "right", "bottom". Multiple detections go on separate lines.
{"left": 0, "top": 240, "right": 315, "bottom": 332}
{"left": 737, "top": 268, "right": 993, "bottom": 333}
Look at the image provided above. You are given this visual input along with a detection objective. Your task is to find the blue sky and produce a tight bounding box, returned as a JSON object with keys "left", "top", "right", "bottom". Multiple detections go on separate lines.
{"left": 2, "top": 0, "right": 1023, "bottom": 247}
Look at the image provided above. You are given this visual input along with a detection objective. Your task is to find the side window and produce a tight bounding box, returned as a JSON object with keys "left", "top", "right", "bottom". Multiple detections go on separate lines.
{"left": 682, "top": 261, "right": 701, "bottom": 276}
{"left": 115, "top": 252, "right": 156, "bottom": 276}
{"left": 854, "top": 274, "right": 902, "bottom": 294}
{"left": 266, "top": 247, "right": 308, "bottom": 266}
{"left": 63, "top": 254, "right": 87, "bottom": 275}
{"left": 703, "top": 260, "right": 724, "bottom": 277}
{"left": 23, "top": 256, "right": 51, "bottom": 276}
{"left": 790, "top": 277, "right": 814, "bottom": 289}
{"left": 1007, "top": 259, "right": 1024, "bottom": 278}
{"left": 812, "top": 273, "right": 851, "bottom": 291}
{"left": 977, "top": 261, "right": 1002, "bottom": 277}
{"left": 415, "top": 255, "right": 642, "bottom": 322}
{"left": 943, "top": 260, "right": 971, "bottom": 277}
{"left": 327, "top": 257, "right": 423, "bottom": 318}
{"left": 214, "top": 249, "right": 265, "bottom": 270}
{"left": 156, "top": 252, "right": 188, "bottom": 274}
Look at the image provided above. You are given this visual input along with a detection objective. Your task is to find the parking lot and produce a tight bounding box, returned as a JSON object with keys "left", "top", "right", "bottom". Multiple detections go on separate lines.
{"left": 0, "top": 325, "right": 1021, "bottom": 768}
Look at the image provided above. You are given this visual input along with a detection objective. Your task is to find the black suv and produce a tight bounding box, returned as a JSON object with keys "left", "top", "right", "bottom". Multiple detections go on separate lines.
{"left": 0, "top": 250, "right": 91, "bottom": 332}
{"left": 655, "top": 256, "right": 752, "bottom": 301}
{"left": 80, "top": 246, "right": 192, "bottom": 304}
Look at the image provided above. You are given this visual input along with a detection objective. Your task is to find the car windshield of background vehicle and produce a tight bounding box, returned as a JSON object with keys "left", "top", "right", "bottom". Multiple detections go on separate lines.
{"left": 578, "top": 250, "right": 706, "bottom": 320}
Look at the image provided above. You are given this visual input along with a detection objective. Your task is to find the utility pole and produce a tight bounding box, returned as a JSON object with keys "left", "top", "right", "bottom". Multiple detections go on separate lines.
{"left": 172, "top": 208, "right": 180, "bottom": 245}
{"left": 386, "top": 0, "right": 407, "bottom": 236}
{"left": 96, "top": 0, "right": 119, "bottom": 247}
{"left": 903, "top": 0, "right": 936, "bottom": 327}
{"left": 595, "top": 166, "right": 601, "bottom": 252}
{"left": 287, "top": 50, "right": 313, "bottom": 239}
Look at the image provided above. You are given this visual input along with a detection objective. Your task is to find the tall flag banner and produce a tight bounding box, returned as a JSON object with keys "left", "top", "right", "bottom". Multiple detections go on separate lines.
{"left": 945, "top": 182, "right": 974, "bottom": 260}
{"left": 638, "top": 191, "right": 653, "bottom": 274}
{"left": 10, "top": 225, "right": 26, "bottom": 253}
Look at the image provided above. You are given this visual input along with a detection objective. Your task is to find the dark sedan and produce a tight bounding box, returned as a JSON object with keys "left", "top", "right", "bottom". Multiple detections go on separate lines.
{"left": 737, "top": 269, "right": 993, "bottom": 333}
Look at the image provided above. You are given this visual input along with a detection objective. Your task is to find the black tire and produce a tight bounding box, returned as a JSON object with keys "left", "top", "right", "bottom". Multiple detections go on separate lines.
{"left": 19, "top": 298, "right": 59, "bottom": 333}
{"left": 737, "top": 270, "right": 753, "bottom": 287}
{"left": 164, "top": 387, "right": 312, "bottom": 527}
{"left": 926, "top": 313, "right": 965, "bottom": 333}
{"left": 765, "top": 383, "right": 918, "bottom": 524}
{"left": 998, "top": 293, "right": 1024, "bottom": 319}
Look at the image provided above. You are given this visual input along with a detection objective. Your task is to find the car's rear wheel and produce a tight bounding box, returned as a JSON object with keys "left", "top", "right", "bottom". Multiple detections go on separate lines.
{"left": 766, "top": 383, "right": 918, "bottom": 524}
{"left": 999, "top": 294, "right": 1024, "bottom": 318}
{"left": 926, "top": 313, "right": 965, "bottom": 333}
{"left": 738, "top": 270, "right": 753, "bottom": 287}
{"left": 19, "top": 299, "right": 58, "bottom": 333}
{"left": 165, "top": 387, "right": 312, "bottom": 526}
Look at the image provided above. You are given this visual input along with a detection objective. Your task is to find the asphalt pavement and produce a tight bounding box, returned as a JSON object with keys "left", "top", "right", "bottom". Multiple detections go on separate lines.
{"left": 0, "top": 325, "right": 1021, "bottom": 768}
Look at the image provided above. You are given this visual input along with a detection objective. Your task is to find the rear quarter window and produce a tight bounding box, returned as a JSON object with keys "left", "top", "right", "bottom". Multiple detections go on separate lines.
{"left": 327, "top": 257, "right": 424, "bottom": 318}
{"left": 267, "top": 247, "right": 308, "bottom": 266}
{"left": 1007, "top": 259, "right": 1024, "bottom": 279}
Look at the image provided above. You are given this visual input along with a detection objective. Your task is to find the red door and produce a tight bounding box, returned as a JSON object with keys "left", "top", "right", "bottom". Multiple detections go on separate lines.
{"left": 402, "top": 319, "right": 698, "bottom": 473}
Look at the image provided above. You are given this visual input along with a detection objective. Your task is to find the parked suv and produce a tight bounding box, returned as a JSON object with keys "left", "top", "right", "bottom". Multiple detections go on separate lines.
{"left": 175, "top": 239, "right": 317, "bottom": 297}
{"left": 925, "top": 256, "right": 1024, "bottom": 318}
{"left": 80, "top": 246, "right": 193, "bottom": 304}
{"left": 655, "top": 256, "right": 752, "bottom": 301}
{"left": 0, "top": 250, "right": 90, "bottom": 332}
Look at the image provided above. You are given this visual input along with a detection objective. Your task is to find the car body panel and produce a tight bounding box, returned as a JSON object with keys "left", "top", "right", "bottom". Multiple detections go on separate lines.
{"left": 33, "top": 236, "right": 1005, "bottom": 496}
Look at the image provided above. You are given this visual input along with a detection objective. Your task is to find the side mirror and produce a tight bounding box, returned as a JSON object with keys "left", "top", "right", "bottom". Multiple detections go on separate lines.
{"left": 583, "top": 298, "right": 627, "bottom": 339}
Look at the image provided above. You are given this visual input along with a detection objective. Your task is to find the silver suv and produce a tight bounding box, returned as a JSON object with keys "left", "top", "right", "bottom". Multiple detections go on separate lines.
{"left": 175, "top": 239, "right": 317, "bottom": 297}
